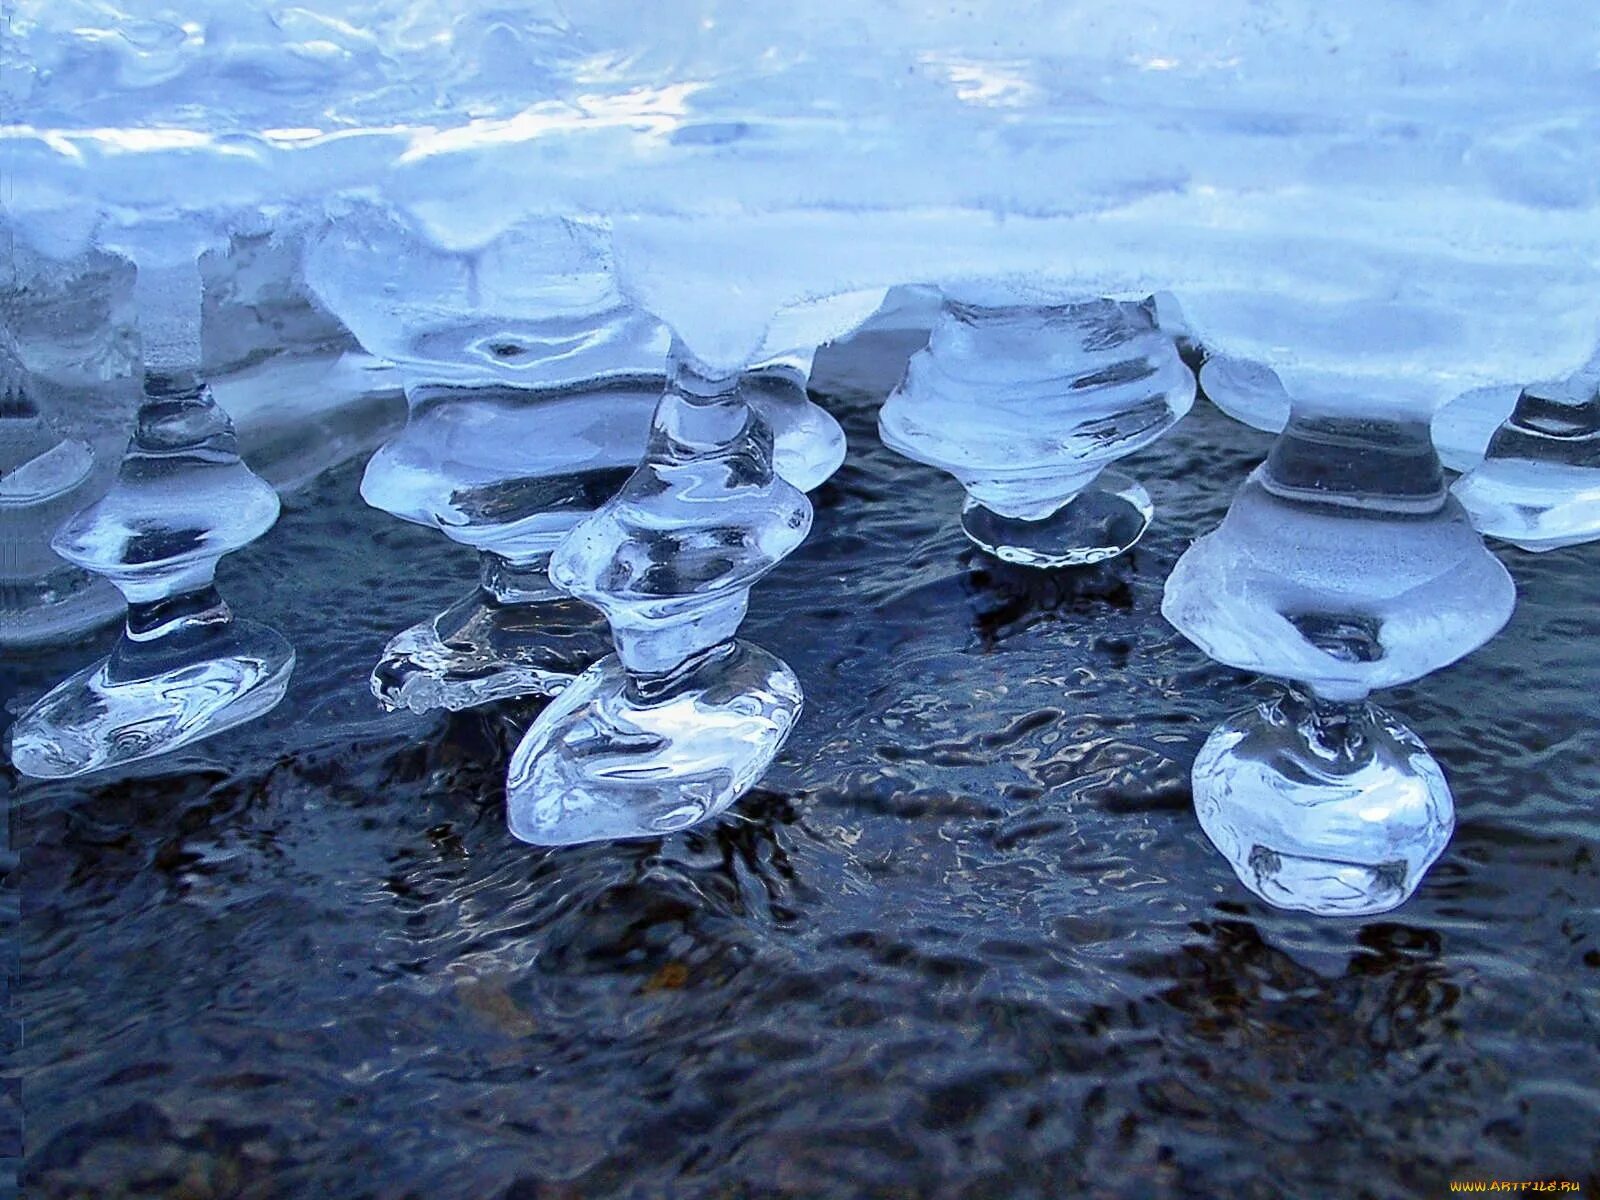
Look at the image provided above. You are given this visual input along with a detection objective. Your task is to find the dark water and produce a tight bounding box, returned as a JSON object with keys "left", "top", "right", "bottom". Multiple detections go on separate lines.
{"left": 7, "top": 333, "right": 1599, "bottom": 1199}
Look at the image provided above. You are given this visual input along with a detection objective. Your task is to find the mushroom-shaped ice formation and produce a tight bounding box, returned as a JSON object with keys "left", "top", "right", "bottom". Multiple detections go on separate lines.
{"left": 506, "top": 339, "right": 810, "bottom": 845}
{"left": 305, "top": 205, "right": 846, "bottom": 713}
{"left": 9, "top": 218, "right": 293, "bottom": 777}
{"left": 1439, "top": 350, "right": 1600, "bottom": 552}
{"left": 879, "top": 292, "right": 1195, "bottom": 567}
{"left": 9, "top": 381, "right": 292, "bottom": 777}
{"left": 1162, "top": 406, "right": 1515, "bottom": 916}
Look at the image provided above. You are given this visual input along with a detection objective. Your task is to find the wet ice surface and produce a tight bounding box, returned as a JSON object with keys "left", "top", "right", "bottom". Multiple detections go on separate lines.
{"left": 8, "top": 334, "right": 1600, "bottom": 1198}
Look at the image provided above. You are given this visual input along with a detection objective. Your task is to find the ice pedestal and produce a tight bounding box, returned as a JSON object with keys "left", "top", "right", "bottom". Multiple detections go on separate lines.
{"left": 9, "top": 247, "right": 293, "bottom": 778}
{"left": 307, "top": 205, "right": 845, "bottom": 713}
{"left": 1162, "top": 406, "right": 1515, "bottom": 916}
{"left": 359, "top": 382, "right": 645, "bottom": 714}
{"left": 361, "top": 374, "right": 842, "bottom": 714}
{"left": 9, "top": 376, "right": 293, "bottom": 777}
{"left": 1444, "top": 357, "right": 1600, "bottom": 552}
{"left": 1189, "top": 690, "right": 1455, "bottom": 917}
{"left": 306, "top": 208, "right": 668, "bottom": 712}
{"left": 0, "top": 349, "right": 124, "bottom": 649}
{"left": 506, "top": 344, "right": 809, "bottom": 846}
{"left": 879, "top": 295, "right": 1194, "bottom": 567}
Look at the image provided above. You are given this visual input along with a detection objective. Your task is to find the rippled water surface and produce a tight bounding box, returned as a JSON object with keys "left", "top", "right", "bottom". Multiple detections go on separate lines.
{"left": 7, "top": 333, "right": 1599, "bottom": 1198}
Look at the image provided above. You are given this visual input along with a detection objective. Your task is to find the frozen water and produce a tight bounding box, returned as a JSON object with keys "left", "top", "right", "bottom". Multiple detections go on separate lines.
{"left": 360, "top": 379, "right": 840, "bottom": 565}
{"left": 1163, "top": 407, "right": 1514, "bottom": 915}
{"left": 7, "top": 238, "right": 310, "bottom": 773}
{"left": 547, "top": 354, "right": 811, "bottom": 678}
{"left": 6, "top": 1, "right": 1600, "bottom": 852}
{"left": 367, "top": 560, "right": 609, "bottom": 716}
{"left": 879, "top": 295, "right": 1193, "bottom": 566}
{"left": 208, "top": 350, "right": 404, "bottom": 494}
{"left": 0, "top": 348, "right": 124, "bottom": 648}
{"left": 1192, "top": 690, "right": 1455, "bottom": 917}
{"left": 1162, "top": 410, "right": 1514, "bottom": 703}
{"left": 9, "top": 4, "right": 1599, "bottom": 413}
{"left": 304, "top": 205, "right": 654, "bottom": 711}
{"left": 3, "top": 241, "right": 137, "bottom": 402}
{"left": 506, "top": 344, "right": 809, "bottom": 845}
{"left": 0, "top": 233, "right": 399, "bottom": 501}
{"left": 50, "top": 384, "right": 281, "bottom": 603}
{"left": 199, "top": 228, "right": 407, "bottom": 491}
{"left": 1443, "top": 352, "right": 1600, "bottom": 552}
{"left": 8, "top": 610, "right": 293, "bottom": 778}
{"left": 201, "top": 229, "right": 355, "bottom": 373}
{"left": 1431, "top": 343, "right": 1600, "bottom": 472}
{"left": 10, "top": 381, "right": 293, "bottom": 777}
{"left": 1198, "top": 355, "right": 1291, "bottom": 434}
{"left": 304, "top": 203, "right": 844, "bottom": 712}
{"left": 358, "top": 375, "right": 840, "bottom": 713}
{"left": 1431, "top": 385, "right": 1522, "bottom": 474}
{"left": 358, "top": 384, "right": 638, "bottom": 713}
{"left": 304, "top": 205, "right": 670, "bottom": 394}
{"left": 506, "top": 641, "right": 802, "bottom": 846}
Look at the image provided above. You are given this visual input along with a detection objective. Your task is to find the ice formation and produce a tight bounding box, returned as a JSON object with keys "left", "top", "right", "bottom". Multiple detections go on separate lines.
{"left": 1197, "top": 356, "right": 1292, "bottom": 435}
{"left": 1440, "top": 350, "right": 1600, "bottom": 552}
{"left": 879, "top": 294, "right": 1194, "bottom": 566}
{"left": 10, "top": 231, "right": 293, "bottom": 776}
{"left": 4, "top": 1, "right": 1598, "bottom": 863}
{"left": 1162, "top": 408, "right": 1515, "bottom": 915}
{"left": 8, "top": 2, "right": 1600, "bottom": 397}
{"left": 301, "top": 205, "right": 845, "bottom": 714}
{"left": 0, "top": 344, "right": 124, "bottom": 648}
{"left": 9, "top": 381, "right": 293, "bottom": 777}
{"left": 506, "top": 343, "right": 809, "bottom": 845}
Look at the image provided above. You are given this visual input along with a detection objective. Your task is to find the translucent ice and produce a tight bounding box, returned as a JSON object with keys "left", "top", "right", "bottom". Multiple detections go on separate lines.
{"left": 1444, "top": 353, "right": 1600, "bottom": 552}
{"left": 546, "top": 359, "right": 810, "bottom": 677}
{"left": 361, "top": 379, "right": 840, "bottom": 567}
{"left": 0, "top": 233, "right": 396, "bottom": 496}
{"left": 506, "top": 642, "right": 802, "bottom": 846}
{"left": 199, "top": 228, "right": 406, "bottom": 492}
{"left": 305, "top": 207, "right": 660, "bottom": 711}
{"left": 9, "top": 1, "right": 1600, "bottom": 422}
{"left": 0, "top": 347, "right": 124, "bottom": 648}
{"left": 304, "top": 205, "right": 669, "bottom": 394}
{"left": 506, "top": 345, "right": 809, "bottom": 845}
{"left": 1163, "top": 412, "right": 1513, "bottom": 703}
{"left": 307, "top": 205, "right": 844, "bottom": 712}
{"left": 1163, "top": 407, "right": 1515, "bottom": 916}
{"left": 1191, "top": 691, "right": 1456, "bottom": 918}
{"left": 10, "top": 380, "right": 293, "bottom": 777}
{"left": 879, "top": 295, "right": 1193, "bottom": 566}
{"left": 1197, "top": 355, "right": 1291, "bottom": 434}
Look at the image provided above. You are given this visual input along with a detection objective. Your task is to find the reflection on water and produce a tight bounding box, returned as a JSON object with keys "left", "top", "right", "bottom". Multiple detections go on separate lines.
{"left": 9, "top": 334, "right": 1599, "bottom": 1197}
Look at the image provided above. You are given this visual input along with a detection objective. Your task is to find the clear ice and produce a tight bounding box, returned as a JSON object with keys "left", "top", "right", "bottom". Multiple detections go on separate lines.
{"left": 5, "top": 1, "right": 1599, "bottom": 871}
{"left": 357, "top": 378, "right": 842, "bottom": 714}
{"left": 1190, "top": 691, "right": 1456, "bottom": 918}
{"left": 879, "top": 295, "right": 1193, "bottom": 567}
{"left": 1447, "top": 357, "right": 1600, "bottom": 552}
{"left": 9, "top": 250, "right": 293, "bottom": 778}
{"left": 1162, "top": 407, "right": 1515, "bottom": 915}
{"left": 0, "top": 342, "right": 125, "bottom": 649}
{"left": 9, "top": 376, "right": 294, "bottom": 777}
{"left": 506, "top": 343, "right": 810, "bottom": 846}
{"left": 1197, "top": 355, "right": 1291, "bottom": 435}
{"left": 305, "top": 206, "right": 844, "bottom": 713}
